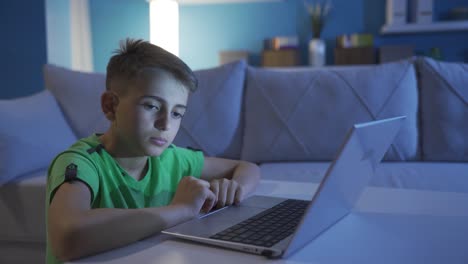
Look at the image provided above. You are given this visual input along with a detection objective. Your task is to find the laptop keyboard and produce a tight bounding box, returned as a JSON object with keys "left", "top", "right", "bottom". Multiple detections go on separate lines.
{"left": 210, "top": 199, "right": 309, "bottom": 248}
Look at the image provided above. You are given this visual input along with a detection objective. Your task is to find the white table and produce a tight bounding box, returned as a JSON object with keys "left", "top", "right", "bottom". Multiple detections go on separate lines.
{"left": 69, "top": 180, "right": 468, "bottom": 264}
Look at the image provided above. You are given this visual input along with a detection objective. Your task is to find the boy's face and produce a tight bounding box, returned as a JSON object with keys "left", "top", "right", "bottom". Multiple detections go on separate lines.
{"left": 112, "top": 70, "right": 189, "bottom": 157}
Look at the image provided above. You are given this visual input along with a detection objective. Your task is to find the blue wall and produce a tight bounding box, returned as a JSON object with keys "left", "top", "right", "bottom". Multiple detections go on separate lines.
{"left": 90, "top": 0, "right": 149, "bottom": 73}
{"left": 88, "top": 0, "right": 468, "bottom": 71}
{"left": 179, "top": 0, "right": 468, "bottom": 69}
{"left": 178, "top": 0, "right": 366, "bottom": 68}
{"left": 180, "top": 1, "right": 298, "bottom": 69}
{"left": 0, "top": 1, "right": 47, "bottom": 99}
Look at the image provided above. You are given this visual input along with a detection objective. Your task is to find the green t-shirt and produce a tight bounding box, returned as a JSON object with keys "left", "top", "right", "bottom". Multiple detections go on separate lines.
{"left": 45, "top": 134, "right": 204, "bottom": 264}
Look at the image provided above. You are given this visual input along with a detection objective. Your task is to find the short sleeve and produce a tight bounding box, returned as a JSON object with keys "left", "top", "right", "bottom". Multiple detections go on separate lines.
{"left": 47, "top": 152, "right": 100, "bottom": 205}
{"left": 172, "top": 146, "right": 204, "bottom": 179}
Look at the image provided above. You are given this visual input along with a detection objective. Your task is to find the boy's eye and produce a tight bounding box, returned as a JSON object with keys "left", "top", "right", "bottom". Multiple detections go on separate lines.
{"left": 172, "top": 111, "right": 184, "bottom": 119}
{"left": 142, "top": 103, "right": 159, "bottom": 111}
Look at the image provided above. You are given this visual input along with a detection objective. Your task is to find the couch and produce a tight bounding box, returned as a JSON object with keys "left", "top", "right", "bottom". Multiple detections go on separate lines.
{"left": 1, "top": 56, "right": 467, "bottom": 263}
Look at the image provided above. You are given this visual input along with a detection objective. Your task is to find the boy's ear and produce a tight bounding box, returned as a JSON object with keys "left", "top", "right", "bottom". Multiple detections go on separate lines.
{"left": 101, "top": 91, "right": 119, "bottom": 121}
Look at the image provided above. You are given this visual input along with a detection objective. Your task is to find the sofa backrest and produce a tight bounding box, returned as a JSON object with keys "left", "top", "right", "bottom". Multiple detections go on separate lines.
{"left": 173, "top": 60, "right": 246, "bottom": 159}
{"left": 44, "top": 64, "right": 109, "bottom": 139}
{"left": 241, "top": 60, "right": 420, "bottom": 162}
{"left": 417, "top": 57, "right": 468, "bottom": 161}
{"left": 42, "top": 57, "right": 468, "bottom": 163}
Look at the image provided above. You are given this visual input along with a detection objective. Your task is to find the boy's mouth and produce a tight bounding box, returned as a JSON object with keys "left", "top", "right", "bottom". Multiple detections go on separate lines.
{"left": 150, "top": 137, "right": 167, "bottom": 147}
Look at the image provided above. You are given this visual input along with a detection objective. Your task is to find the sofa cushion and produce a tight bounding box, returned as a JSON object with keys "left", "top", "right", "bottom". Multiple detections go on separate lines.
{"left": 0, "top": 90, "right": 77, "bottom": 185}
{"left": 0, "top": 170, "right": 47, "bottom": 242}
{"left": 43, "top": 61, "right": 247, "bottom": 158}
{"left": 417, "top": 57, "right": 468, "bottom": 161}
{"left": 242, "top": 60, "right": 420, "bottom": 162}
{"left": 259, "top": 162, "right": 468, "bottom": 193}
{"left": 173, "top": 60, "right": 246, "bottom": 158}
{"left": 43, "top": 64, "right": 109, "bottom": 139}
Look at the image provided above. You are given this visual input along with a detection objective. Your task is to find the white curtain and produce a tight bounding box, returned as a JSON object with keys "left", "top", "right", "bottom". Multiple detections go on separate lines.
{"left": 70, "top": 0, "right": 93, "bottom": 72}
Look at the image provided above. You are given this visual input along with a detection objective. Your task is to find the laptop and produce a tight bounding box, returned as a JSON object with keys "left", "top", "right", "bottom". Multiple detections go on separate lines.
{"left": 162, "top": 116, "right": 406, "bottom": 258}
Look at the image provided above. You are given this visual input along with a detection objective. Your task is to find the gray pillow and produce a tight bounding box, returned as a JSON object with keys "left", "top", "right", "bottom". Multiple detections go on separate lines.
{"left": 0, "top": 90, "right": 77, "bottom": 185}
{"left": 242, "top": 60, "right": 420, "bottom": 163}
{"left": 173, "top": 60, "right": 246, "bottom": 158}
{"left": 43, "top": 64, "right": 108, "bottom": 138}
{"left": 417, "top": 57, "right": 468, "bottom": 161}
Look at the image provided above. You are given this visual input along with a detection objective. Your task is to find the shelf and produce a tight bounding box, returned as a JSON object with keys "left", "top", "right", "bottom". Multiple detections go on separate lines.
{"left": 178, "top": 0, "right": 281, "bottom": 5}
{"left": 381, "top": 20, "right": 468, "bottom": 34}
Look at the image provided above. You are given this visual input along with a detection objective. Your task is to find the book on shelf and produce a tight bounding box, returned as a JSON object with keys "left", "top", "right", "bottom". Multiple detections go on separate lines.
{"left": 336, "top": 34, "right": 374, "bottom": 49}
{"left": 263, "top": 36, "right": 299, "bottom": 50}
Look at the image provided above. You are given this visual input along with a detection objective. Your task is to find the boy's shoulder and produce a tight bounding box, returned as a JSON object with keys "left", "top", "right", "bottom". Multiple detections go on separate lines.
{"left": 159, "top": 144, "right": 203, "bottom": 161}
{"left": 65, "top": 134, "right": 102, "bottom": 156}
{"left": 50, "top": 135, "right": 103, "bottom": 166}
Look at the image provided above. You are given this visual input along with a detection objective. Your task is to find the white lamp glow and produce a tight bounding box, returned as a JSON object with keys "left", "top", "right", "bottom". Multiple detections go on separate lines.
{"left": 149, "top": 0, "right": 179, "bottom": 56}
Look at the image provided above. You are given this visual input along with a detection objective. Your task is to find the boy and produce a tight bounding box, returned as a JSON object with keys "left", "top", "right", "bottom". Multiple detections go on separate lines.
{"left": 46, "top": 39, "right": 260, "bottom": 264}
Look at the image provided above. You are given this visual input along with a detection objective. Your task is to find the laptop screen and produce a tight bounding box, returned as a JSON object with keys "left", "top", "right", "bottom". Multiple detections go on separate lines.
{"left": 283, "top": 116, "right": 405, "bottom": 258}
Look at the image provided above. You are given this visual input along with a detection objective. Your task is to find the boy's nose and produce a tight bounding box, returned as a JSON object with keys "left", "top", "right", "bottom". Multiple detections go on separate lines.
{"left": 155, "top": 113, "right": 170, "bottom": 131}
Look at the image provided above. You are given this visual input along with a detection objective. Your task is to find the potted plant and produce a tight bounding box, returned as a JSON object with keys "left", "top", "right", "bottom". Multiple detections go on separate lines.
{"left": 304, "top": 0, "right": 332, "bottom": 66}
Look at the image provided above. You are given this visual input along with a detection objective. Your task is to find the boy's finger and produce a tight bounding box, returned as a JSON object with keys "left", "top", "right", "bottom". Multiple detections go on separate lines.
{"left": 234, "top": 185, "right": 244, "bottom": 205}
{"left": 217, "top": 183, "right": 228, "bottom": 208}
{"left": 205, "top": 188, "right": 216, "bottom": 202}
{"left": 201, "top": 200, "right": 212, "bottom": 213}
{"left": 194, "top": 178, "right": 210, "bottom": 188}
{"left": 202, "top": 189, "right": 216, "bottom": 212}
{"left": 210, "top": 180, "right": 219, "bottom": 199}
{"left": 226, "top": 181, "right": 236, "bottom": 205}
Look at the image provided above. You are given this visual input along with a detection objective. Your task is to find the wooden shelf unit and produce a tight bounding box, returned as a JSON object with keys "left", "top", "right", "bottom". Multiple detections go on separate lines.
{"left": 381, "top": 20, "right": 468, "bottom": 34}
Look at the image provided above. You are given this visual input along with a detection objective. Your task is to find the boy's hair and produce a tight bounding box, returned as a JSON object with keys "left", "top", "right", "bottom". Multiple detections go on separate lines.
{"left": 106, "top": 38, "right": 198, "bottom": 93}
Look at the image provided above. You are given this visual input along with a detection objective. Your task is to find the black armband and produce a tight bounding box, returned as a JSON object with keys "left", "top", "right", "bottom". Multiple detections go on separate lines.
{"left": 64, "top": 163, "right": 78, "bottom": 182}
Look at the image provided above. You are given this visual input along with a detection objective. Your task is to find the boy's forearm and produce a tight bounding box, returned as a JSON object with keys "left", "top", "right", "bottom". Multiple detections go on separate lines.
{"left": 60, "top": 204, "right": 193, "bottom": 261}
{"left": 231, "top": 161, "right": 261, "bottom": 197}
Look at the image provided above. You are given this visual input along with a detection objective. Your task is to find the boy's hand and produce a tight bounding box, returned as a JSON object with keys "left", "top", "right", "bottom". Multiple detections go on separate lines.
{"left": 210, "top": 178, "right": 244, "bottom": 209}
{"left": 171, "top": 176, "right": 216, "bottom": 216}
